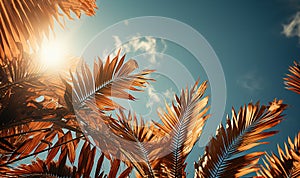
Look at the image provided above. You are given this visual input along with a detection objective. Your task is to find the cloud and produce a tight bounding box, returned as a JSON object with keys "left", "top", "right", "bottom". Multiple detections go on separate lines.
{"left": 124, "top": 20, "right": 129, "bottom": 26}
{"left": 146, "top": 85, "right": 161, "bottom": 108}
{"left": 237, "top": 72, "right": 264, "bottom": 92}
{"left": 283, "top": 12, "right": 300, "bottom": 39}
{"left": 112, "top": 35, "right": 167, "bottom": 65}
{"left": 163, "top": 88, "right": 175, "bottom": 101}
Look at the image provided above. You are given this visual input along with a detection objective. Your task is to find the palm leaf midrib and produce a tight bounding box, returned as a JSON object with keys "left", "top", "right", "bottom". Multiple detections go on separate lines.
{"left": 171, "top": 94, "right": 198, "bottom": 177}
{"left": 132, "top": 133, "right": 155, "bottom": 178}
{"left": 209, "top": 121, "right": 259, "bottom": 178}
{"left": 171, "top": 108, "right": 189, "bottom": 177}
{"left": 76, "top": 75, "right": 128, "bottom": 106}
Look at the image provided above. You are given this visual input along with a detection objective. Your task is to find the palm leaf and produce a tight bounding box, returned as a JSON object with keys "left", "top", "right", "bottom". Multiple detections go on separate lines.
{"left": 0, "top": 107, "right": 83, "bottom": 167}
{"left": 57, "top": 52, "right": 155, "bottom": 161}
{"left": 88, "top": 80, "right": 209, "bottom": 178}
{"left": 0, "top": 51, "right": 82, "bottom": 160}
{"left": 284, "top": 61, "right": 300, "bottom": 95}
{"left": 0, "top": 0, "right": 97, "bottom": 59}
{"left": 65, "top": 52, "right": 154, "bottom": 111}
{"left": 0, "top": 53, "right": 44, "bottom": 92}
{"left": 194, "top": 99, "right": 287, "bottom": 178}
{"left": 106, "top": 109, "right": 158, "bottom": 178}
{"left": 151, "top": 80, "right": 210, "bottom": 178}
{"left": 256, "top": 131, "right": 300, "bottom": 178}
{"left": 5, "top": 140, "right": 132, "bottom": 178}
{"left": 0, "top": 52, "right": 46, "bottom": 123}
{"left": 0, "top": 125, "right": 78, "bottom": 164}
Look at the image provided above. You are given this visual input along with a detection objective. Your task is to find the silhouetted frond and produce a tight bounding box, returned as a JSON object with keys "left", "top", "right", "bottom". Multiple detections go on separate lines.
{"left": 195, "top": 99, "right": 287, "bottom": 178}
{"left": 0, "top": 53, "right": 44, "bottom": 91}
{"left": 284, "top": 61, "right": 300, "bottom": 95}
{"left": 0, "top": 52, "right": 48, "bottom": 124}
{"left": 0, "top": 52, "right": 83, "bottom": 167}
{"left": 0, "top": 0, "right": 97, "bottom": 59}
{"left": 256, "top": 131, "right": 300, "bottom": 178}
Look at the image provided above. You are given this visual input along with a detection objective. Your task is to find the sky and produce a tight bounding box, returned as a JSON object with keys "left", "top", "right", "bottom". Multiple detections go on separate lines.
{"left": 51, "top": 0, "right": 300, "bottom": 177}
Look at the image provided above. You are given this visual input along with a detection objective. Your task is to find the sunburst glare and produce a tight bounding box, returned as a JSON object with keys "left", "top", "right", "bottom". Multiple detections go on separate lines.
{"left": 40, "top": 37, "right": 67, "bottom": 70}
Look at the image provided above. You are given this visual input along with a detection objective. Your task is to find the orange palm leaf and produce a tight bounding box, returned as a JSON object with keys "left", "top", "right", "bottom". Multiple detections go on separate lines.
{"left": 195, "top": 99, "right": 287, "bottom": 178}
{"left": 101, "top": 80, "right": 209, "bottom": 178}
{"left": 284, "top": 61, "right": 300, "bottom": 95}
{"left": 152, "top": 80, "right": 210, "bottom": 177}
{"left": 106, "top": 110, "right": 159, "bottom": 177}
{"left": 5, "top": 140, "right": 132, "bottom": 178}
{"left": 256, "top": 131, "right": 300, "bottom": 178}
{"left": 64, "top": 52, "right": 155, "bottom": 111}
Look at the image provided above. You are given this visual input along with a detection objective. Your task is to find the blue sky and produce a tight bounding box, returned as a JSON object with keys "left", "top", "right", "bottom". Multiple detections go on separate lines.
{"left": 53, "top": 0, "right": 300, "bottom": 176}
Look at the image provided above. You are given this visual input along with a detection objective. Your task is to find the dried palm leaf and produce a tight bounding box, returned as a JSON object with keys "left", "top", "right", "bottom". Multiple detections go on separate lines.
{"left": 284, "top": 61, "right": 300, "bottom": 95}
{"left": 195, "top": 99, "right": 287, "bottom": 178}
{"left": 256, "top": 131, "right": 300, "bottom": 178}
{"left": 0, "top": 0, "right": 97, "bottom": 59}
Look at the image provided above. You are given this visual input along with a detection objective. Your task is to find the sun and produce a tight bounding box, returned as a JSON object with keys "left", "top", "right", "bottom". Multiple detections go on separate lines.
{"left": 40, "top": 38, "right": 67, "bottom": 70}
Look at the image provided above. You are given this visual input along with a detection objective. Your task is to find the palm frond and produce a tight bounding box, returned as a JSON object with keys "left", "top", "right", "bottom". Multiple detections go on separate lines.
{"left": 152, "top": 80, "right": 210, "bottom": 178}
{"left": 0, "top": 52, "right": 47, "bottom": 123}
{"left": 0, "top": 53, "right": 44, "bottom": 92}
{"left": 0, "top": 104, "right": 83, "bottom": 167}
{"left": 0, "top": 124, "right": 80, "bottom": 165}
{"left": 0, "top": 122, "right": 52, "bottom": 155}
{"left": 0, "top": 52, "right": 84, "bottom": 169}
{"left": 65, "top": 52, "right": 155, "bottom": 111}
{"left": 194, "top": 99, "right": 287, "bottom": 178}
{"left": 5, "top": 140, "right": 132, "bottom": 178}
{"left": 256, "top": 131, "right": 300, "bottom": 178}
{"left": 106, "top": 109, "right": 158, "bottom": 178}
{"left": 86, "top": 80, "right": 209, "bottom": 178}
{"left": 0, "top": 0, "right": 97, "bottom": 59}
{"left": 284, "top": 61, "right": 300, "bottom": 95}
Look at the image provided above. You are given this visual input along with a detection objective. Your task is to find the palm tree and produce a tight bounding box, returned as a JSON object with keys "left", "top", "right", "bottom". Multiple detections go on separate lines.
{"left": 0, "top": 0, "right": 299, "bottom": 177}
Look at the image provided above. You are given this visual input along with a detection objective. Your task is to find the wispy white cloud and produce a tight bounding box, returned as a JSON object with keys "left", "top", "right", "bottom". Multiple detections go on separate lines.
{"left": 124, "top": 20, "right": 129, "bottom": 26}
{"left": 112, "top": 35, "right": 167, "bottom": 65}
{"left": 163, "top": 88, "right": 175, "bottom": 101}
{"left": 283, "top": 12, "right": 300, "bottom": 39}
{"left": 237, "top": 72, "right": 264, "bottom": 92}
{"left": 146, "top": 85, "right": 161, "bottom": 108}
